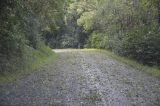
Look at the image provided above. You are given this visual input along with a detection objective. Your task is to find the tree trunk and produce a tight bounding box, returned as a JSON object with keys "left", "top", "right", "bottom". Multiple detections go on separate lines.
{"left": 158, "top": 2, "right": 160, "bottom": 24}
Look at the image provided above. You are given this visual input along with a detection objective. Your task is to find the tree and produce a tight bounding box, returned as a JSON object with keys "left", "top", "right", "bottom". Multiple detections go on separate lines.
{"left": 0, "top": 0, "right": 67, "bottom": 72}
{"left": 75, "top": 0, "right": 160, "bottom": 65}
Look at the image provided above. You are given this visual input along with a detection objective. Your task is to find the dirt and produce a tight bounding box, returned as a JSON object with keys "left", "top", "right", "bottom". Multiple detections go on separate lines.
{"left": 0, "top": 49, "right": 160, "bottom": 106}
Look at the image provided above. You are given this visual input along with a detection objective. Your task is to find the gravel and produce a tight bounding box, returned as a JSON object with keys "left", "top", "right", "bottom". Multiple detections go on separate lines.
{"left": 0, "top": 49, "right": 160, "bottom": 106}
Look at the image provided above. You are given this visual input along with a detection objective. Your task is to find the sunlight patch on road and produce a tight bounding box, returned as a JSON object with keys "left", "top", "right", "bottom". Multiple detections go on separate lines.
{"left": 53, "top": 49, "right": 98, "bottom": 53}
{"left": 53, "top": 49, "right": 78, "bottom": 53}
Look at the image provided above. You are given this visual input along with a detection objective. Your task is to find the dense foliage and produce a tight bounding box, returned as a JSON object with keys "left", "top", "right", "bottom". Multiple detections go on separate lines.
{"left": 1, "top": 0, "right": 160, "bottom": 73}
{"left": 66, "top": 0, "right": 160, "bottom": 65}
{"left": 0, "top": 0, "right": 66, "bottom": 72}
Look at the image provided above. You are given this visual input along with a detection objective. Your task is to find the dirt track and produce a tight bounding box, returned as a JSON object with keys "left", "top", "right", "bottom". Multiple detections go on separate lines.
{"left": 0, "top": 49, "right": 160, "bottom": 106}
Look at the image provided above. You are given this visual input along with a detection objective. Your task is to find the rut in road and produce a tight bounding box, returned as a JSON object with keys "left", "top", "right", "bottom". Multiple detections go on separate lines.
{"left": 0, "top": 49, "right": 160, "bottom": 106}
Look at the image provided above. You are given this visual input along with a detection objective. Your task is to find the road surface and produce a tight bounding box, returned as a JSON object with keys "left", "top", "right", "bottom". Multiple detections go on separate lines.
{"left": 0, "top": 49, "right": 160, "bottom": 106}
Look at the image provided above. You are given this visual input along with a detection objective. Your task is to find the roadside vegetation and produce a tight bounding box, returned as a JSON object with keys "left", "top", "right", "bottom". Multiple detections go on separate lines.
{"left": 45, "top": 0, "right": 160, "bottom": 67}
{"left": 0, "top": 0, "right": 160, "bottom": 81}
{"left": 65, "top": 0, "right": 160, "bottom": 66}
{"left": 0, "top": 0, "right": 64, "bottom": 81}
{"left": 0, "top": 46, "right": 57, "bottom": 83}
{"left": 97, "top": 49, "right": 160, "bottom": 78}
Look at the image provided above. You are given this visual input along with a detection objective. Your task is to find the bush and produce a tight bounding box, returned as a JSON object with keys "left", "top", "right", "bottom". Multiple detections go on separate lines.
{"left": 121, "top": 25, "right": 160, "bottom": 65}
{"left": 86, "top": 32, "right": 109, "bottom": 49}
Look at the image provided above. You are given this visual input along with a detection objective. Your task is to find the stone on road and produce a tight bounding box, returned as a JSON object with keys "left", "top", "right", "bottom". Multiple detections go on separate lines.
{"left": 0, "top": 49, "right": 160, "bottom": 106}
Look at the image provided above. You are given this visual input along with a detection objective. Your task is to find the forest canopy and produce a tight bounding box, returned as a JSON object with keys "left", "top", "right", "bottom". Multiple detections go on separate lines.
{"left": 0, "top": 0, "right": 160, "bottom": 73}
{"left": 58, "top": 0, "right": 160, "bottom": 65}
{"left": 0, "top": 0, "right": 66, "bottom": 72}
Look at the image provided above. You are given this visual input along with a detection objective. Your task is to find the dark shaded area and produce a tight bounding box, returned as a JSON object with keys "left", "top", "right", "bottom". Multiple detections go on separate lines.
{"left": 0, "top": 0, "right": 66, "bottom": 73}
{"left": 0, "top": 0, "right": 160, "bottom": 73}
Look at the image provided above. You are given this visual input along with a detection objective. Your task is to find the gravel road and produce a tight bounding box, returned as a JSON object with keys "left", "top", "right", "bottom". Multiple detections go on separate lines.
{"left": 0, "top": 49, "right": 160, "bottom": 106}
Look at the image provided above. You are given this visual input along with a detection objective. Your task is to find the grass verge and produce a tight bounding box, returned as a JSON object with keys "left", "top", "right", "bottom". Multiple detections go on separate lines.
{"left": 0, "top": 46, "right": 58, "bottom": 83}
{"left": 85, "top": 49, "right": 160, "bottom": 78}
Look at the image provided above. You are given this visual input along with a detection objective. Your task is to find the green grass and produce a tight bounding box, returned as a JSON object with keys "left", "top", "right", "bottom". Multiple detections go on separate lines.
{"left": 90, "top": 49, "right": 160, "bottom": 78}
{"left": 0, "top": 46, "right": 58, "bottom": 83}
